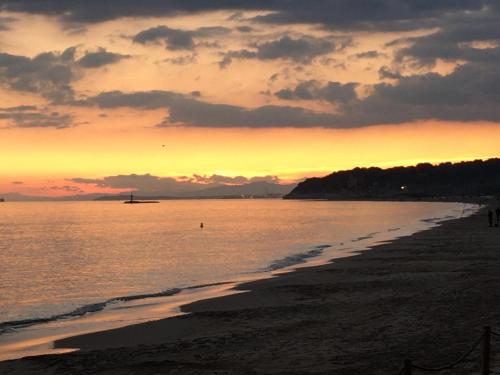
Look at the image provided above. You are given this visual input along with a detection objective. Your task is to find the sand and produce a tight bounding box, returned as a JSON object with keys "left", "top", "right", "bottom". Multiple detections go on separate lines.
{"left": 1, "top": 205, "right": 500, "bottom": 374}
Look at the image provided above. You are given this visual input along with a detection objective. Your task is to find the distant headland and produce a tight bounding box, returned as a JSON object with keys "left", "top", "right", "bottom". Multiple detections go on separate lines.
{"left": 285, "top": 158, "right": 500, "bottom": 201}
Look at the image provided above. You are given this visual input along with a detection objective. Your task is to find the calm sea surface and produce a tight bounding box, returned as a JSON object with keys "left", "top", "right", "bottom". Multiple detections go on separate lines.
{"left": 0, "top": 200, "right": 476, "bottom": 358}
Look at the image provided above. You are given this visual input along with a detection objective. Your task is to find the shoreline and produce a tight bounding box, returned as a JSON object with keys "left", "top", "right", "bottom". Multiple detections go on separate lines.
{"left": 0, "top": 202, "right": 473, "bottom": 362}
{"left": 0, "top": 201, "right": 470, "bottom": 362}
{"left": 51, "top": 213, "right": 470, "bottom": 352}
{"left": 1, "top": 204, "right": 498, "bottom": 373}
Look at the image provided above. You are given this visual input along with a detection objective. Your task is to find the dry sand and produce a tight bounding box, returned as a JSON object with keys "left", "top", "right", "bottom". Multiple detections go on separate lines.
{"left": 2, "top": 205, "right": 500, "bottom": 374}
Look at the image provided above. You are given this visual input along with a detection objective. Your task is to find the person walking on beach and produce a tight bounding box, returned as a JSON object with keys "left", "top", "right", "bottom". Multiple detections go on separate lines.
{"left": 488, "top": 210, "right": 494, "bottom": 227}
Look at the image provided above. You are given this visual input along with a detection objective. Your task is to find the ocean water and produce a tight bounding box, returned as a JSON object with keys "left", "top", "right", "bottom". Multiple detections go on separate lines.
{"left": 0, "top": 199, "right": 477, "bottom": 359}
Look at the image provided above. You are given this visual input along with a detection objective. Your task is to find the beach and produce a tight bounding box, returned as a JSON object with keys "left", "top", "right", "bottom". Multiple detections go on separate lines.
{"left": 1, "top": 205, "right": 499, "bottom": 374}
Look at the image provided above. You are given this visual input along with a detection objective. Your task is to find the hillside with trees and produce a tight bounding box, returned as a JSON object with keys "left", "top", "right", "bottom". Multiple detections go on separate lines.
{"left": 285, "top": 159, "right": 500, "bottom": 200}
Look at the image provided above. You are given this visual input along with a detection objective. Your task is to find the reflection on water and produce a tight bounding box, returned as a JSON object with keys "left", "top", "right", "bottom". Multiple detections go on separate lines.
{"left": 0, "top": 199, "right": 476, "bottom": 359}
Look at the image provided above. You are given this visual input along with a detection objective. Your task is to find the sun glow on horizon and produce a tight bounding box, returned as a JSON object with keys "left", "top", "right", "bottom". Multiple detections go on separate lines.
{"left": 1, "top": 7, "right": 500, "bottom": 197}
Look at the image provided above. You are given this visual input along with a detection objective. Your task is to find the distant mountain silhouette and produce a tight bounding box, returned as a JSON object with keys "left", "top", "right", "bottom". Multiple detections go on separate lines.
{"left": 285, "top": 158, "right": 500, "bottom": 200}
{"left": 176, "top": 181, "right": 295, "bottom": 198}
{"left": 1, "top": 182, "right": 296, "bottom": 202}
{"left": 0, "top": 192, "right": 111, "bottom": 202}
{"left": 96, "top": 181, "right": 296, "bottom": 201}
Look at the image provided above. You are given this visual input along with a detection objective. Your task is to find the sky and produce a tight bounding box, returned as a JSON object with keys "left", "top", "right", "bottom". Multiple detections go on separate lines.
{"left": 1, "top": 1, "right": 500, "bottom": 196}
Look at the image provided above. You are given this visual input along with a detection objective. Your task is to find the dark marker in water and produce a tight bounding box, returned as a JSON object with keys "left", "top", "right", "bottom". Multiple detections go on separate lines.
{"left": 200, "top": 222, "right": 204, "bottom": 228}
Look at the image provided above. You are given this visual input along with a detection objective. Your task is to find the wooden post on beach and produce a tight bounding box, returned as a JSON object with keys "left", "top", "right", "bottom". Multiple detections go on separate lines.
{"left": 482, "top": 326, "right": 491, "bottom": 375}
{"left": 404, "top": 359, "right": 412, "bottom": 375}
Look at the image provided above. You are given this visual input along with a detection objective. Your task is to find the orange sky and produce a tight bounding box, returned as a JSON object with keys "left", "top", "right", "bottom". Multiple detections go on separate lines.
{"left": 1, "top": 9, "right": 499, "bottom": 196}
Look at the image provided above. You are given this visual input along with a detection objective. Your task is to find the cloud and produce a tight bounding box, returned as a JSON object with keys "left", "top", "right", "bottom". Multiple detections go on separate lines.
{"left": 333, "top": 61, "right": 500, "bottom": 126}
{"left": 251, "top": 1, "right": 487, "bottom": 31}
{"left": 0, "top": 0, "right": 489, "bottom": 31}
{"left": 162, "top": 101, "right": 340, "bottom": 128}
{"left": 275, "top": 80, "right": 358, "bottom": 104}
{"left": 236, "top": 26, "right": 253, "bottom": 33}
{"left": 0, "top": 105, "right": 38, "bottom": 112}
{"left": 219, "top": 35, "right": 346, "bottom": 68}
{"left": 0, "top": 16, "right": 15, "bottom": 31}
{"left": 378, "top": 67, "right": 403, "bottom": 80}
{"left": 353, "top": 50, "right": 381, "bottom": 59}
{"left": 190, "top": 174, "right": 280, "bottom": 185}
{"left": 70, "top": 173, "right": 282, "bottom": 195}
{"left": 164, "top": 54, "right": 197, "bottom": 65}
{"left": 82, "top": 90, "right": 184, "bottom": 109}
{"left": 79, "top": 49, "right": 500, "bottom": 129}
{"left": 392, "top": 6, "right": 500, "bottom": 67}
{"left": 79, "top": 89, "right": 340, "bottom": 127}
{"left": 2, "top": 2, "right": 499, "bottom": 131}
{"left": 0, "top": 47, "right": 129, "bottom": 103}
{"left": 0, "top": 105, "right": 73, "bottom": 128}
{"left": 0, "top": 48, "right": 77, "bottom": 104}
{"left": 78, "top": 48, "right": 130, "bottom": 68}
{"left": 11, "top": 181, "right": 23, "bottom": 185}
{"left": 133, "top": 25, "right": 230, "bottom": 51}
{"left": 179, "top": 62, "right": 500, "bottom": 126}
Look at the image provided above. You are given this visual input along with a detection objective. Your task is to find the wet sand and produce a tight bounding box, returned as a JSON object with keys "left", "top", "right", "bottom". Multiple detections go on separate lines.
{"left": 2, "top": 206, "right": 500, "bottom": 374}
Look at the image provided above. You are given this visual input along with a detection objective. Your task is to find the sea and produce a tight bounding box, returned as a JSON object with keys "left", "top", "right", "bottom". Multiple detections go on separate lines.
{"left": 0, "top": 199, "right": 478, "bottom": 360}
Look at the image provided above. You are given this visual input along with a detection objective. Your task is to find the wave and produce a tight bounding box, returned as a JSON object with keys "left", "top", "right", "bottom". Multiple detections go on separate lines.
{"left": 0, "top": 241, "right": 337, "bottom": 335}
{"left": 0, "top": 283, "right": 239, "bottom": 335}
{"left": 387, "top": 227, "right": 401, "bottom": 232}
{"left": 351, "top": 232, "right": 379, "bottom": 242}
{"left": 420, "top": 215, "right": 455, "bottom": 223}
{"left": 264, "top": 244, "right": 332, "bottom": 272}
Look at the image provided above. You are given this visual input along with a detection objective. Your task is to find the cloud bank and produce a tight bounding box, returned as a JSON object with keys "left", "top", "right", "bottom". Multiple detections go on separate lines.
{"left": 70, "top": 173, "right": 283, "bottom": 195}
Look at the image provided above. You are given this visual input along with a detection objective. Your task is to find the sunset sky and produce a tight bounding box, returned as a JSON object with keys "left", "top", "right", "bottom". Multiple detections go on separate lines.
{"left": 1, "top": 1, "right": 500, "bottom": 196}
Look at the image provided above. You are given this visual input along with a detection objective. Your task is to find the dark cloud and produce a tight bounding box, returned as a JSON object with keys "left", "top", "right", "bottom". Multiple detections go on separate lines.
{"left": 70, "top": 173, "right": 282, "bottom": 195}
{"left": 236, "top": 26, "right": 253, "bottom": 33}
{"left": 78, "top": 48, "right": 130, "bottom": 68}
{"left": 79, "top": 52, "right": 500, "bottom": 128}
{"left": 378, "top": 66, "right": 403, "bottom": 80}
{"left": 133, "top": 26, "right": 195, "bottom": 50}
{"left": 0, "top": 0, "right": 489, "bottom": 31}
{"left": 275, "top": 80, "right": 357, "bottom": 104}
{"left": 1, "top": 1, "right": 499, "bottom": 130}
{"left": 255, "top": 35, "right": 341, "bottom": 61}
{"left": 0, "top": 47, "right": 129, "bottom": 103}
{"left": 0, "top": 105, "right": 38, "bottom": 112}
{"left": 82, "top": 90, "right": 184, "bottom": 109}
{"left": 194, "top": 26, "right": 232, "bottom": 37}
{"left": 0, "top": 48, "right": 77, "bottom": 103}
{"left": 133, "top": 25, "right": 230, "bottom": 51}
{"left": 70, "top": 174, "right": 188, "bottom": 194}
{"left": 269, "top": 73, "right": 279, "bottom": 83}
{"left": 66, "top": 4, "right": 500, "bottom": 131}
{"left": 0, "top": 106, "right": 73, "bottom": 128}
{"left": 0, "top": 16, "right": 15, "bottom": 31}
{"left": 332, "top": 61, "right": 500, "bottom": 126}
{"left": 162, "top": 100, "right": 339, "bottom": 128}
{"left": 219, "top": 35, "right": 346, "bottom": 68}
{"left": 353, "top": 50, "right": 381, "bottom": 59}
{"left": 164, "top": 54, "right": 197, "bottom": 65}
{"left": 78, "top": 89, "right": 340, "bottom": 128}
{"left": 393, "top": 6, "right": 500, "bottom": 67}
{"left": 251, "top": 1, "right": 488, "bottom": 31}
{"left": 11, "top": 181, "right": 23, "bottom": 185}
